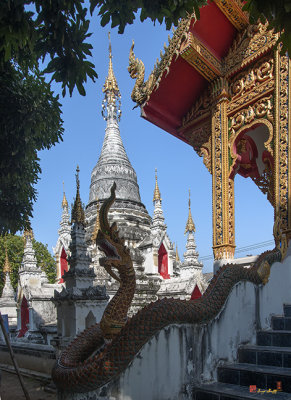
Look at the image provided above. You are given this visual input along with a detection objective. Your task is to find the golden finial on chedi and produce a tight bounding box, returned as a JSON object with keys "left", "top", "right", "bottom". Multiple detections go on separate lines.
{"left": 103, "top": 32, "right": 121, "bottom": 106}
{"left": 153, "top": 168, "right": 162, "bottom": 203}
{"left": 185, "top": 189, "right": 195, "bottom": 234}
{"left": 62, "top": 181, "right": 68, "bottom": 208}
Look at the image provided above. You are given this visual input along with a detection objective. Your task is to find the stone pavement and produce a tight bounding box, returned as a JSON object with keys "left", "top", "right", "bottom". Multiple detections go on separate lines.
{"left": 0, "top": 370, "right": 56, "bottom": 400}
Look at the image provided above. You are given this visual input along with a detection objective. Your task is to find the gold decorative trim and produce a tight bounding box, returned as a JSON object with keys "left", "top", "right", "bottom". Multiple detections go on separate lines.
{"left": 224, "top": 23, "right": 279, "bottom": 78}
{"left": 214, "top": 0, "right": 249, "bottom": 31}
{"left": 274, "top": 52, "right": 289, "bottom": 232}
{"left": 184, "top": 120, "right": 212, "bottom": 173}
{"left": 213, "top": 244, "right": 236, "bottom": 260}
{"left": 182, "top": 87, "right": 211, "bottom": 127}
{"left": 228, "top": 56, "right": 274, "bottom": 114}
{"left": 180, "top": 32, "right": 222, "bottom": 81}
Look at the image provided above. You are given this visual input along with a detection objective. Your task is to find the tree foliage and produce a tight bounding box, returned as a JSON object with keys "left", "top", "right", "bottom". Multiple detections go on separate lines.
{"left": 0, "top": 0, "right": 97, "bottom": 234}
{"left": 0, "top": 234, "right": 56, "bottom": 296}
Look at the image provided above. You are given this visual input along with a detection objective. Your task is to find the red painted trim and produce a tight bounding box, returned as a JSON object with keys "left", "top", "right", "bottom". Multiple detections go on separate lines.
{"left": 191, "top": 284, "right": 202, "bottom": 300}
{"left": 59, "top": 247, "right": 68, "bottom": 283}
{"left": 18, "top": 296, "right": 29, "bottom": 337}
{"left": 158, "top": 243, "right": 170, "bottom": 279}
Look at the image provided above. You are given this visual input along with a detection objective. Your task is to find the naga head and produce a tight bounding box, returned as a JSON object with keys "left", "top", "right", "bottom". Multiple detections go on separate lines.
{"left": 128, "top": 40, "right": 140, "bottom": 80}
{"left": 96, "top": 182, "right": 131, "bottom": 282}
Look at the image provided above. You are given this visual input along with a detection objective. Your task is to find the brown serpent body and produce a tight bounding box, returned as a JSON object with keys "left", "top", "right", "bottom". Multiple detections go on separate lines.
{"left": 52, "top": 184, "right": 281, "bottom": 393}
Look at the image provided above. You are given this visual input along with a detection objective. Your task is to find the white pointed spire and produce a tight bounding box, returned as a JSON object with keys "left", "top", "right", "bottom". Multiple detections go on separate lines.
{"left": 59, "top": 182, "right": 71, "bottom": 237}
{"left": 152, "top": 169, "right": 166, "bottom": 232}
{"left": 20, "top": 229, "right": 40, "bottom": 272}
{"left": 1, "top": 247, "right": 15, "bottom": 300}
{"left": 181, "top": 192, "right": 202, "bottom": 278}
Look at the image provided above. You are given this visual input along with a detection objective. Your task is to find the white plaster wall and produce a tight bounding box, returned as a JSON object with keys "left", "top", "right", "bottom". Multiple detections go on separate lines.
{"left": 59, "top": 248, "right": 291, "bottom": 400}
{"left": 75, "top": 301, "right": 108, "bottom": 334}
{"left": 142, "top": 249, "right": 155, "bottom": 275}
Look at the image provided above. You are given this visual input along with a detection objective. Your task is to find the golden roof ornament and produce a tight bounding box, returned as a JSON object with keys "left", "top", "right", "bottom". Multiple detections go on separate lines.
{"left": 62, "top": 181, "right": 68, "bottom": 208}
{"left": 185, "top": 189, "right": 195, "bottom": 234}
{"left": 91, "top": 198, "right": 100, "bottom": 243}
{"left": 3, "top": 245, "right": 11, "bottom": 274}
{"left": 102, "top": 32, "right": 121, "bottom": 120}
{"left": 175, "top": 244, "right": 180, "bottom": 262}
{"left": 71, "top": 165, "right": 85, "bottom": 225}
{"left": 153, "top": 168, "right": 162, "bottom": 203}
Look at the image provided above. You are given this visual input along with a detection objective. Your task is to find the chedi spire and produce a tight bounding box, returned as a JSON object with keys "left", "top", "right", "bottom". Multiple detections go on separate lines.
{"left": 152, "top": 169, "right": 166, "bottom": 231}
{"left": 102, "top": 32, "right": 121, "bottom": 122}
{"left": 71, "top": 166, "right": 85, "bottom": 226}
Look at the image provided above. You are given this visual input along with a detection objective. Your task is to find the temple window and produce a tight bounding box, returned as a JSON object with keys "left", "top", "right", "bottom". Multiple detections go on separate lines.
{"left": 59, "top": 247, "right": 68, "bottom": 283}
{"left": 18, "top": 295, "right": 29, "bottom": 337}
{"left": 158, "top": 243, "right": 170, "bottom": 279}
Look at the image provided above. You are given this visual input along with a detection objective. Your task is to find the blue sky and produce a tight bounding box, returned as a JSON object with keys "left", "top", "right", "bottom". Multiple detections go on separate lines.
{"left": 31, "top": 12, "right": 275, "bottom": 273}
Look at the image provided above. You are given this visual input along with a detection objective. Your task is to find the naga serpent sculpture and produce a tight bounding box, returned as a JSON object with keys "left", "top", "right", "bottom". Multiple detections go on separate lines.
{"left": 52, "top": 183, "right": 282, "bottom": 393}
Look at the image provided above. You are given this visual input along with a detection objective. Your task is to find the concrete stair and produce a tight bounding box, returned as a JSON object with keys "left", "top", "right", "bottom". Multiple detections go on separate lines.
{"left": 192, "top": 305, "right": 291, "bottom": 399}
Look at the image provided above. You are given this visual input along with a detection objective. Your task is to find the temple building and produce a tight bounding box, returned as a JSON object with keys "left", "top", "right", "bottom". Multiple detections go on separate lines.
{"left": 53, "top": 38, "right": 208, "bottom": 313}
{"left": 15, "top": 229, "right": 59, "bottom": 342}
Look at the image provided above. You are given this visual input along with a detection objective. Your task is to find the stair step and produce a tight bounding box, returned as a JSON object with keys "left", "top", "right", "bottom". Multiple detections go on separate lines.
{"left": 238, "top": 345, "right": 291, "bottom": 368}
{"left": 257, "top": 330, "right": 291, "bottom": 347}
{"left": 218, "top": 363, "right": 291, "bottom": 393}
{"left": 272, "top": 316, "right": 291, "bottom": 331}
{"left": 193, "top": 382, "right": 289, "bottom": 399}
{"left": 284, "top": 305, "right": 291, "bottom": 318}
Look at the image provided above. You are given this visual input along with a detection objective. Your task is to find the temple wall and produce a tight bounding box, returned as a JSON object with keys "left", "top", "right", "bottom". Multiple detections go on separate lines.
{"left": 59, "top": 246, "right": 291, "bottom": 400}
{"left": 0, "top": 342, "right": 56, "bottom": 378}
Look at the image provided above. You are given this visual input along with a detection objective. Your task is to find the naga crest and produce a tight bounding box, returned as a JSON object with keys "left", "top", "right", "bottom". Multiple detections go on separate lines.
{"left": 128, "top": 40, "right": 156, "bottom": 106}
{"left": 96, "top": 182, "right": 131, "bottom": 282}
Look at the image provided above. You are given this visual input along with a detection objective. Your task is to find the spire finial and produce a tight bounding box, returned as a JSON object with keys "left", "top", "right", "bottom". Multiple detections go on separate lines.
{"left": 185, "top": 189, "right": 195, "bottom": 234}
{"left": 91, "top": 198, "right": 100, "bottom": 243}
{"left": 102, "top": 32, "right": 121, "bottom": 120}
{"left": 109, "top": 32, "right": 112, "bottom": 60}
{"left": 175, "top": 244, "right": 180, "bottom": 262}
{"left": 62, "top": 181, "right": 68, "bottom": 208}
{"left": 71, "top": 165, "right": 85, "bottom": 225}
{"left": 153, "top": 168, "right": 161, "bottom": 203}
{"left": 3, "top": 245, "right": 11, "bottom": 273}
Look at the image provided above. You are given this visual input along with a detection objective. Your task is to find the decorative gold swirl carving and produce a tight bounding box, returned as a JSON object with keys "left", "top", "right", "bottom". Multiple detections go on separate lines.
{"left": 276, "top": 53, "right": 289, "bottom": 232}
{"left": 224, "top": 23, "right": 279, "bottom": 77}
{"left": 230, "top": 56, "right": 274, "bottom": 100}
{"left": 273, "top": 212, "right": 288, "bottom": 260}
{"left": 251, "top": 160, "right": 274, "bottom": 206}
{"left": 229, "top": 96, "right": 273, "bottom": 137}
{"left": 183, "top": 119, "right": 212, "bottom": 173}
{"left": 182, "top": 87, "right": 211, "bottom": 127}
